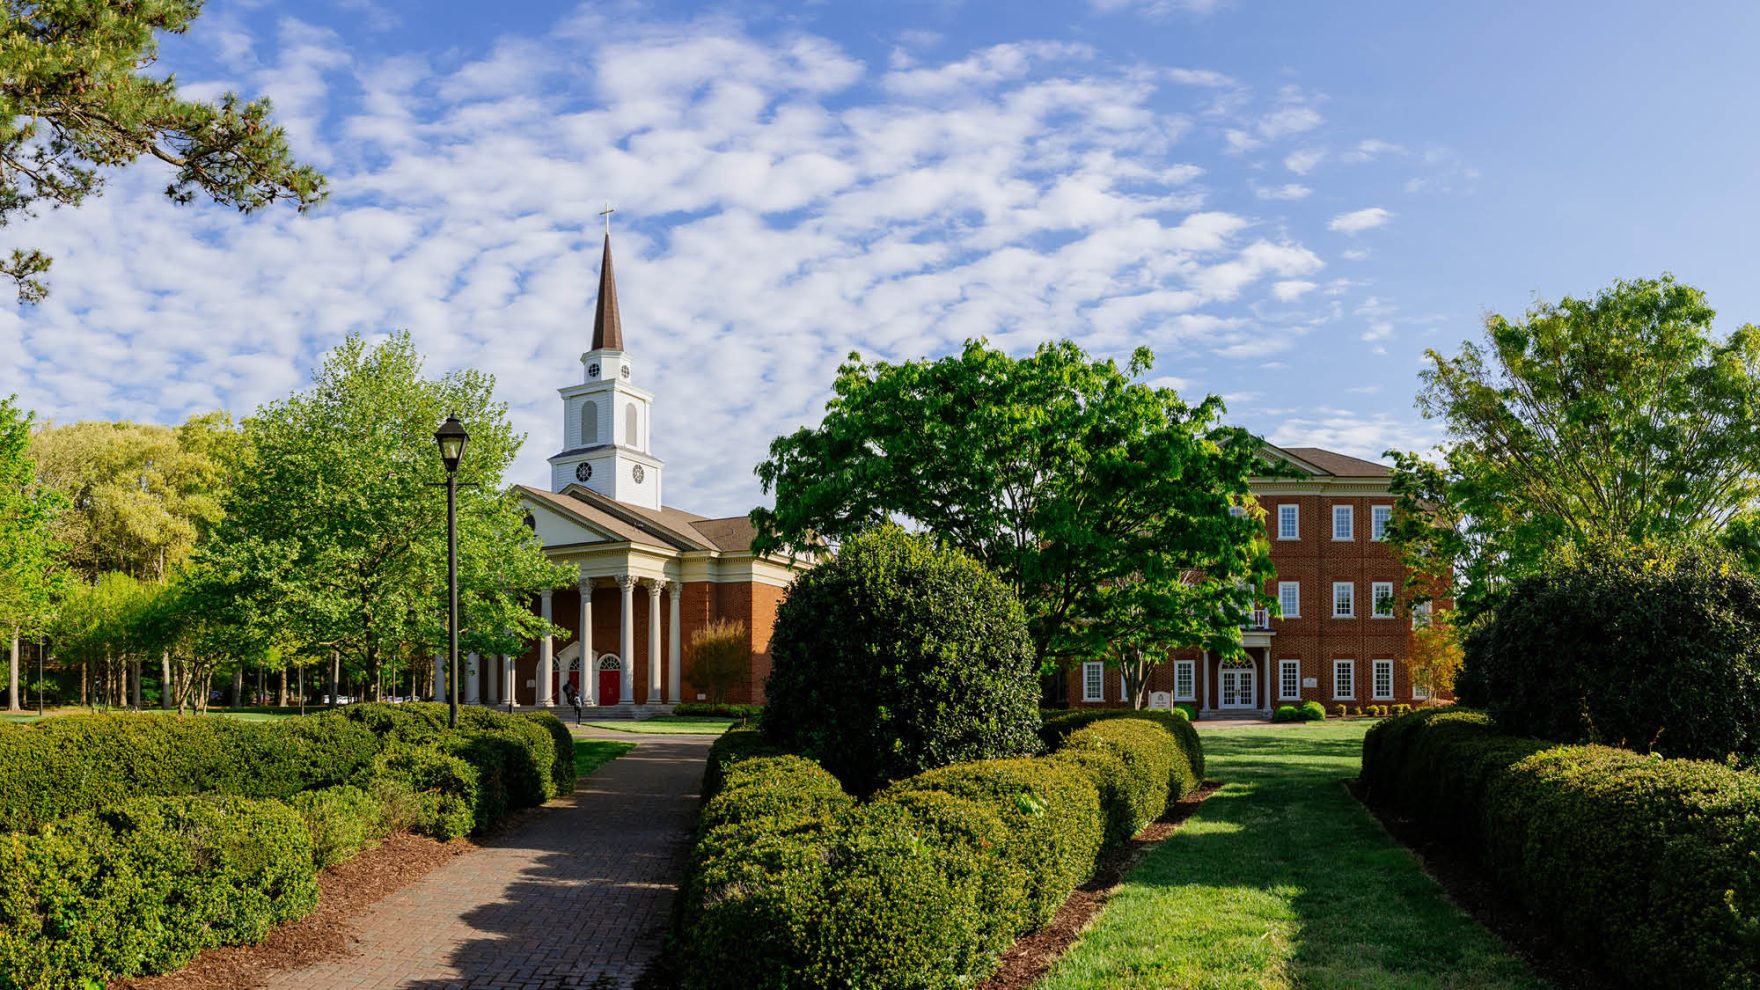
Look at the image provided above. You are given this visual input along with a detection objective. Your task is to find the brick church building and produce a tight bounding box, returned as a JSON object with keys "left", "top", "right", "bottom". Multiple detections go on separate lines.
{"left": 452, "top": 232, "right": 799, "bottom": 710}
{"left": 1062, "top": 444, "right": 1439, "bottom": 717}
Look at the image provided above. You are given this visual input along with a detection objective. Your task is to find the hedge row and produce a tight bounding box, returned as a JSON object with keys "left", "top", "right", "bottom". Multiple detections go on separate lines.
{"left": 1361, "top": 709, "right": 1760, "bottom": 990}
{"left": 0, "top": 795, "right": 318, "bottom": 989}
{"left": 0, "top": 704, "right": 583, "bottom": 990}
{"left": 678, "top": 711, "right": 1206, "bottom": 989}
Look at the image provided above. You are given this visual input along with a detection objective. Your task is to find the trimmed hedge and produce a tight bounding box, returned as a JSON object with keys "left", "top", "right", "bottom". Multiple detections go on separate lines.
{"left": 0, "top": 712, "right": 380, "bottom": 832}
{"left": 1362, "top": 709, "right": 1760, "bottom": 990}
{"left": 762, "top": 526, "right": 1043, "bottom": 794}
{"left": 675, "top": 702, "right": 763, "bottom": 724}
{"left": 288, "top": 784, "right": 389, "bottom": 868}
{"left": 678, "top": 711, "right": 1205, "bottom": 989}
{"left": 1272, "top": 700, "right": 1327, "bottom": 722}
{"left": 1039, "top": 708, "right": 1206, "bottom": 786}
{"left": 0, "top": 795, "right": 318, "bottom": 988}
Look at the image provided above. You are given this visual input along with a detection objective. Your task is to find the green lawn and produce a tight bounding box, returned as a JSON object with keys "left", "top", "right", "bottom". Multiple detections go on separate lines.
{"left": 1037, "top": 722, "right": 1542, "bottom": 990}
{"left": 580, "top": 715, "right": 737, "bottom": 735}
{"left": 574, "top": 738, "right": 636, "bottom": 775}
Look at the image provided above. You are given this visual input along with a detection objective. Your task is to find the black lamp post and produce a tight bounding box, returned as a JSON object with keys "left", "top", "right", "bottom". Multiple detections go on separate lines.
{"left": 434, "top": 414, "right": 469, "bottom": 729}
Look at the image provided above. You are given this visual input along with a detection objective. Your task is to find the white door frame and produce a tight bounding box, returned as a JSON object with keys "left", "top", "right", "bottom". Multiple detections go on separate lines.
{"left": 1219, "top": 667, "right": 1257, "bottom": 710}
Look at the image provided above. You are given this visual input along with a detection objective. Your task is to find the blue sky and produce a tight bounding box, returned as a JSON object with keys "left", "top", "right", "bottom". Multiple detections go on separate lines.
{"left": 6, "top": 0, "right": 1760, "bottom": 515}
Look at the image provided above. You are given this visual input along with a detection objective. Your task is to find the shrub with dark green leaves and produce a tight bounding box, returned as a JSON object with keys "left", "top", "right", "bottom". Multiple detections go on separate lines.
{"left": 1362, "top": 709, "right": 1760, "bottom": 989}
{"left": 675, "top": 702, "right": 763, "bottom": 724}
{"left": 355, "top": 744, "right": 478, "bottom": 841}
{"left": 1039, "top": 708, "right": 1205, "bottom": 787}
{"left": 678, "top": 713, "right": 1204, "bottom": 989}
{"left": 288, "top": 784, "right": 388, "bottom": 868}
{"left": 1460, "top": 542, "right": 1760, "bottom": 762}
{"left": 701, "top": 726, "right": 788, "bottom": 802}
{"left": 0, "top": 712, "right": 379, "bottom": 832}
{"left": 0, "top": 795, "right": 318, "bottom": 989}
{"left": 762, "top": 526, "right": 1042, "bottom": 794}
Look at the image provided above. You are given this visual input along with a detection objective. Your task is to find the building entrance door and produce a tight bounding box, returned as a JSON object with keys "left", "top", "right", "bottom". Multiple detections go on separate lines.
{"left": 1220, "top": 668, "right": 1256, "bottom": 709}
{"left": 597, "top": 655, "right": 621, "bottom": 704}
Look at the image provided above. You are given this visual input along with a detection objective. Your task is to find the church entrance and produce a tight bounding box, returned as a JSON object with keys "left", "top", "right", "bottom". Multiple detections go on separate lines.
{"left": 597, "top": 654, "right": 622, "bottom": 704}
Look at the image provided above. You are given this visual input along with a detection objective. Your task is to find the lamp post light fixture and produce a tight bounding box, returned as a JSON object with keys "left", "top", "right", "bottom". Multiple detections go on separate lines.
{"left": 434, "top": 414, "right": 469, "bottom": 729}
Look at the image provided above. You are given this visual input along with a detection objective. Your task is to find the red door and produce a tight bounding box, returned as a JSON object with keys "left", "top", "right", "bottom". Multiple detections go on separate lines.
{"left": 598, "top": 668, "right": 619, "bottom": 703}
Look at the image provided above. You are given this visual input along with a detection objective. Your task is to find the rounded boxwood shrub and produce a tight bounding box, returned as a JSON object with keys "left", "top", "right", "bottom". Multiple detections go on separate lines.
{"left": 288, "top": 784, "right": 389, "bottom": 868}
{"left": 1460, "top": 542, "right": 1760, "bottom": 762}
{"left": 762, "top": 526, "right": 1041, "bottom": 794}
{"left": 356, "top": 744, "right": 478, "bottom": 841}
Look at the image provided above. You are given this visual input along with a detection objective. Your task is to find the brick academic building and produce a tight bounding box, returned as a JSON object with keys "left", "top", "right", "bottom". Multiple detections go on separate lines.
{"left": 1060, "top": 445, "right": 1438, "bottom": 717}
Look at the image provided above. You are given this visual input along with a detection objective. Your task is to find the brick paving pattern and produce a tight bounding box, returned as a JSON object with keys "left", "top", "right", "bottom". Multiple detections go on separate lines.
{"left": 266, "top": 732, "right": 713, "bottom": 990}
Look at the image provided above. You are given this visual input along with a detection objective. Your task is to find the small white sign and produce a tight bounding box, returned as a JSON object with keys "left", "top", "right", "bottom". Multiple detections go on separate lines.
{"left": 1302, "top": 676, "right": 1318, "bottom": 688}
{"left": 1148, "top": 691, "right": 1173, "bottom": 710}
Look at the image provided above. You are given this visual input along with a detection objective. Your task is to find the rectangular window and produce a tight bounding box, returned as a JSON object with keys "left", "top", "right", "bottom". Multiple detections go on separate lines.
{"left": 1334, "top": 659, "right": 1356, "bottom": 700}
{"left": 1082, "top": 662, "right": 1104, "bottom": 702}
{"left": 1174, "top": 660, "right": 1195, "bottom": 701}
{"left": 1412, "top": 671, "right": 1431, "bottom": 701}
{"left": 1332, "top": 581, "right": 1355, "bottom": 618}
{"left": 1373, "top": 659, "right": 1395, "bottom": 700}
{"left": 1278, "top": 504, "right": 1299, "bottom": 540}
{"left": 1279, "top": 659, "right": 1301, "bottom": 701}
{"left": 1372, "top": 581, "right": 1395, "bottom": 618}
{"left": 1332, "top": 505, "right": 1354, "bottom": 541}
{"left": 1412, "top": 600, "right": 1433, "bottom": 630}
{"left": 1228, "top": 505, "right": 1246, "bottom": 518}
{"left": 1372, "top": 505, "right": 1392, "bottom": 542}
{"left": 1278, "top": 581, "right": 1301, "bottom": 618}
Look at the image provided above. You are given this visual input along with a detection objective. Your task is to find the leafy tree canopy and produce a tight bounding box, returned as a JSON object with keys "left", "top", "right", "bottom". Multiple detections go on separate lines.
{"left": 752, "top": 339, "right": 1272, "bottom": 669}
{"left": 200, "top": 331, "right": 573, "bottom": 696}
{"left": 1, "top": 0, "right": 327, "bottom": 302}
{"left": 0, "top": 395, "right": 64, "bottom": 637}
{"left": 32, "top": 412, "right": 242, "bottom": 582}
{"left": 1386, "top": 275, "right": 1760, "bottom": 618}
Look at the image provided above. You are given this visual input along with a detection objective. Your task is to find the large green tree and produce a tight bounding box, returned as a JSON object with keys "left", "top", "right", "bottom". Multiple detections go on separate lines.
{"left": 1386, "top": 275, "right": 1760, "bottom": 618}
{"left": 0, "top": 396, "right": 64, "bottom": 709}
{"left": 32, "top": 413, "right": 243, "bottom": 582}
{"left": 201, "top": 331, "right": 572, "bottom": 701}
{"left": 752, "top": 339, "right": 1273, "bottom": 673}
{"left": 1, "top": 0, "right": 327, "bottom": 302}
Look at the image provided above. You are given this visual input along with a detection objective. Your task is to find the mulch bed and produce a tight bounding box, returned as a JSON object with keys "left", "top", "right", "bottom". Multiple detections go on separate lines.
{"left": 976, "top": 781, "right": 1221, "bottom": 990}
{"left": 1347, "top": 781, "right": 1602, "bottom": 990}
{"left": 111, "top": 832, "right": 473, "bottom": 990}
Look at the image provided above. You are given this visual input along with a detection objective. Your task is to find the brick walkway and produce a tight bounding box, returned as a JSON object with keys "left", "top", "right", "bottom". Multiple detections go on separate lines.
{"left": 266, "top": 732, "right": 714, "bottom": 990}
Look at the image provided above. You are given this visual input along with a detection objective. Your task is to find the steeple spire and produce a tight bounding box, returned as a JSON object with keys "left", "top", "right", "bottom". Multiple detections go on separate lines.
{"left": 590, "top": 231, "right": 624, "bottom": 351}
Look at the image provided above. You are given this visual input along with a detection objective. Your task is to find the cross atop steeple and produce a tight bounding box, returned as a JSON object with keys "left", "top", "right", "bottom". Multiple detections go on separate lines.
{"left": 599, "top": 202, "right": 615, "bottom": 237}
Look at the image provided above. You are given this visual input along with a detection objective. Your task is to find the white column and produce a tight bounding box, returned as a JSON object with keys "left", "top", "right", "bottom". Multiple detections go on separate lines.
{"left": 503, "top": 654, "right": 515, "bottom": 707}
{"left": 485, "top": 648, "right": 499, "bottom": 705}
{"left": 617, "top": 576, "right": 636, "bottom": 704}
{"left": 433, "top": 652, "right": 446, "bottom": 703}
{"left": 8, "top": 630, "right": 18, "bottom": 712}
{"left": 580, "top": 578, "right": 595, "bottom": 705}
{"left": 647, "top": 580, "right": 663, "bottom": 702}
{"left": 538, "top": 588, "right": 555, "bottom": 707}
{"left": 465, "top": 652, "right": 480, "bottom": 704}
{"left": 667, "top": 581, "right": 682, "bottom": 704}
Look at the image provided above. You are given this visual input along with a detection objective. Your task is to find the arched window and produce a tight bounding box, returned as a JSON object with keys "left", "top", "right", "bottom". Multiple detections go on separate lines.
{"left": 580, "top": 400, "right": 599, "bottom": 445}
{"left": 626, "top": 403, "right": 639, "bottom": 446}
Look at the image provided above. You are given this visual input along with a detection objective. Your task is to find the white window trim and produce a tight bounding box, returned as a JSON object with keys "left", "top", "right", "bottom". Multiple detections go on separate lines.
{"left": 1081, "top": 661, "right": 1104, "bottom": 703}
{"left": 1371, "top": 504, "right": 1392, "bottom": 542}
{"left": 1412, "top": 601, "right": 1434, "bottom": 630}
{"left": 1332, "top": 504, "right": 1354, "bottom": 541}
{"left": 1372, "top": 659, "right": 1395, "bottom": 701}
{"left": 1277, "top": 504, "right": 1300, "bottom": 540}
{"left": 1333, "top": 659, "right": 1356, "bottom": 700}
{"left": 1332, "top": 581, "right": 1355, "bottom": 618}
{"left": 1173, "top": 659, "right": 1196, "bottom": 702}
{"left": 1371, "top": 581, "right": 1395, "bottom": 619}
{"left": 1412, "top": 671, "right": 1431, "bottom": 701}
{"left": 1278, "top": 659, "right": 1302, "bottom": 701}
{"left": 1278, "top": 581, "right": 1300, "bottom": 618}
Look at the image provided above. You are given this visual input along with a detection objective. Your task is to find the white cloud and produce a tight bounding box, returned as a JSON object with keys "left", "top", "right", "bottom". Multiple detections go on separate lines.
{"left": 6, "top": 14, "right": 1373, "bottom": 516}
{"left": 1340, "top": 138, "right": 1404, "bottom": 163}
{"left": 1252, "top": 182, "right": 1311, "bottom": 201}
{"left": 1328, "top": 207, "right": 1393, "bottom": 233}
{"left": 1284, "top": 148, "right": 1325, "bottom": 174}
{"left": 1273, "top": 279, "right": 1318, "bottom": 301}
{"left": 1257, "top": 105, "right": 1323, "bottom": 139}
{"left": 1265, "top": 410, "right": 1439, "bottom": 462}
{"left": 1090, "top": 0, "right": 1229, "bottom": 16}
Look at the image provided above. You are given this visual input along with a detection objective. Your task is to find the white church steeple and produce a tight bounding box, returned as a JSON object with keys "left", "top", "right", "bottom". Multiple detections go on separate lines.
{"left": 548, "top": 225, "right": 664, "bottom": 509}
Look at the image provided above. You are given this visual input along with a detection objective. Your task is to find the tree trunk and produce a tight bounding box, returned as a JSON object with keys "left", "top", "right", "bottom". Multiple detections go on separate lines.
{"left": 160, "top": 651, "right": 173, "bottom": 709}
{"left": 79, "top": 656, "right": 88, "bottom": 706}
{"left": 230, "top": 668, "right": 244, "bottom": 708}
{"left": 277, "top": 666, "right": 288, "bottom": 707}
{"left": 329, "top": 650, "right": 341, "bottom": 708}
{"left": 8, "top": 629, "right": 18, "bottom": 712}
